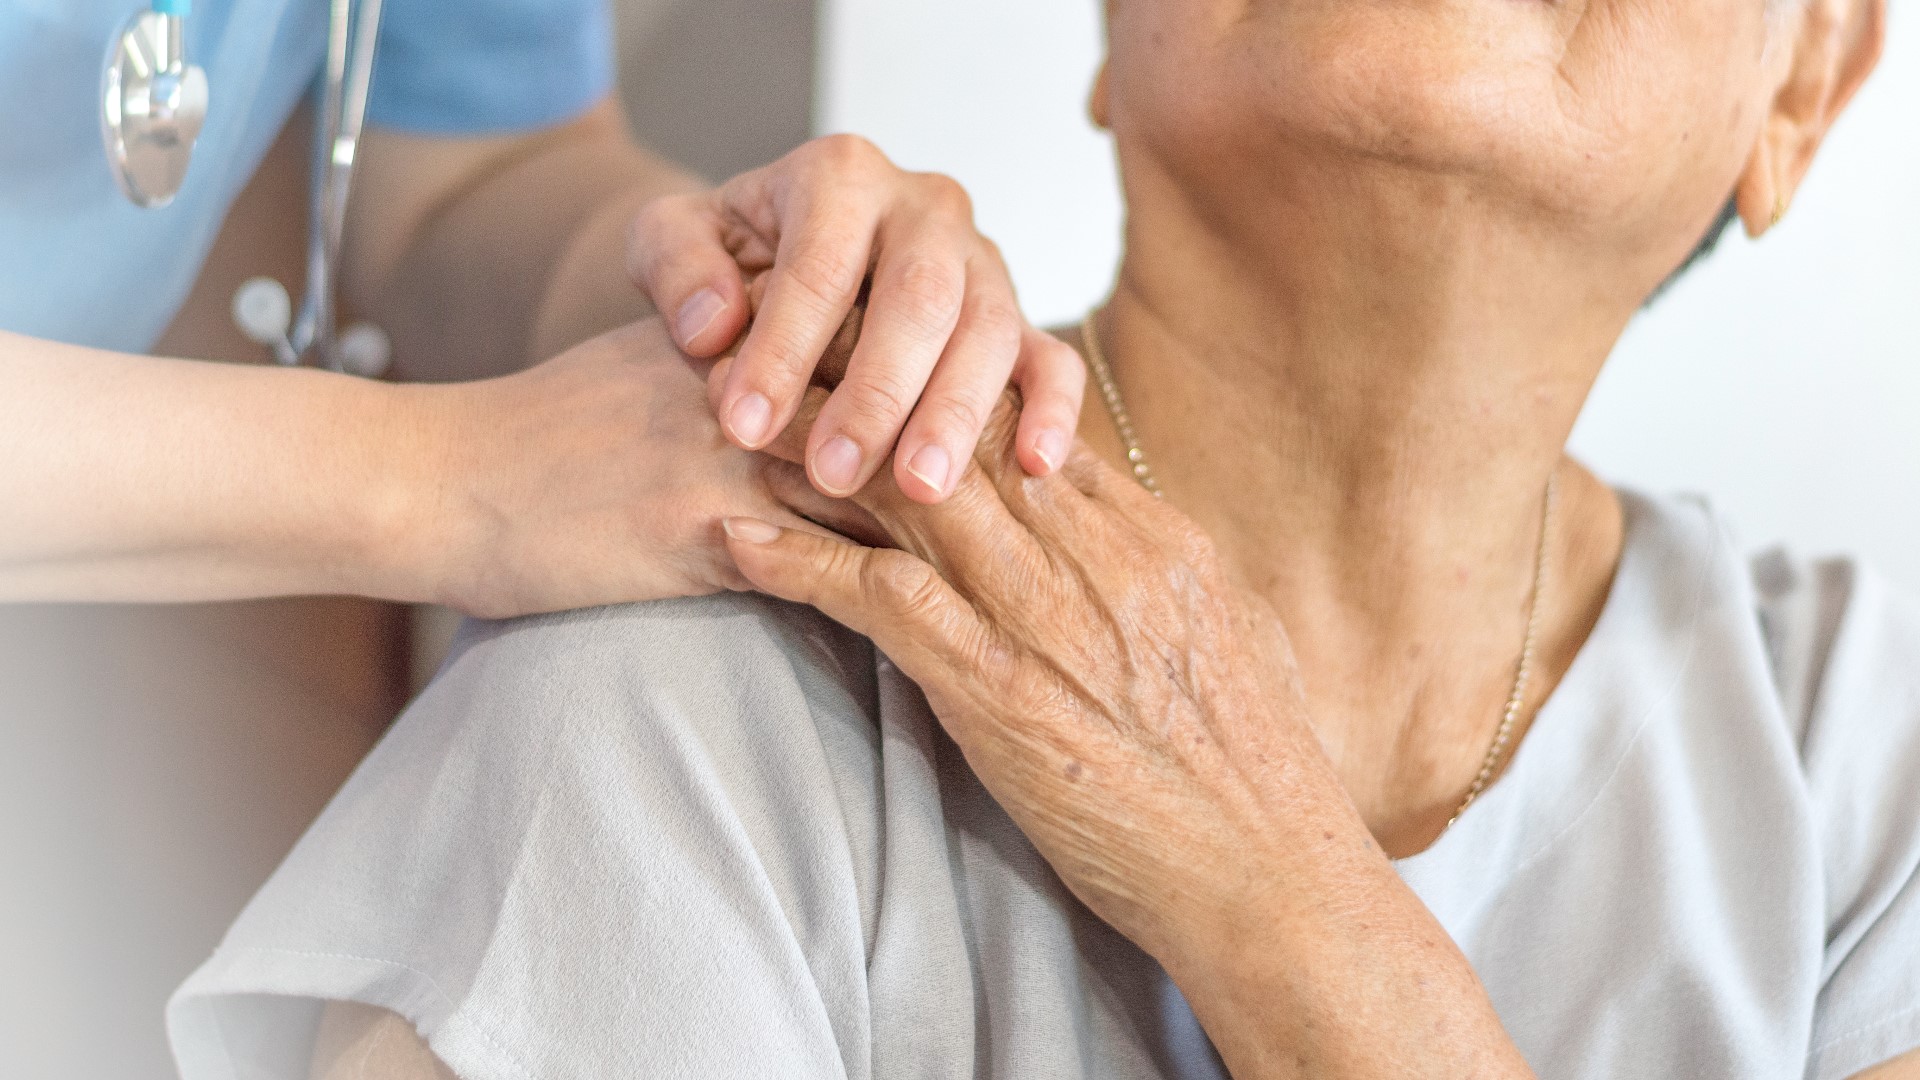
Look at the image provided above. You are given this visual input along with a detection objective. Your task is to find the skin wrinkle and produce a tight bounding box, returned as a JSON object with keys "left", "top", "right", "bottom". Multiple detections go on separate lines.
{"left": 314, "top": 0, "right": 1904, "bottom": 1074}
{"left": 720, "top": 3, "right": 1893, "bottom": 1073}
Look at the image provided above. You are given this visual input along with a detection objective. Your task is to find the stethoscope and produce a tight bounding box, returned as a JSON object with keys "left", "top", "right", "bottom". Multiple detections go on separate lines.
{"left": 101, "top": 0, "right": 391, "bottom": 377}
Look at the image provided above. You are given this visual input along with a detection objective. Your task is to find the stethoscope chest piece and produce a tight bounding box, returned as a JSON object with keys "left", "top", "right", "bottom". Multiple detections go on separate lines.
{"left": 105, "top": 0, "right": 391, "bottom": 375}
{"left": 101, "top": 8, "right": 208, "bottom": 209}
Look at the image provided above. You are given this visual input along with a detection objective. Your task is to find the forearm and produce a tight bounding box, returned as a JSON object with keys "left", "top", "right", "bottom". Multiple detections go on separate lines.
{"left": 344, "top": 100, "right": 703, "bottom": 382}
{"left": 1166, "top": 791, "right": 1532, "bottom": 1080}
{"left": 0, "top": 332, "right": 432, "bottom": 605}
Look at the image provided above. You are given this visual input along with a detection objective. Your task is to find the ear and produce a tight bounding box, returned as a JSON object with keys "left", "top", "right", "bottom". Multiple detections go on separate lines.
{"left": 1735, "top": 0, "right": 1887, "bottom": 237}
{"left": 1089, "top": 61, "right": 1113, "bottom": 131}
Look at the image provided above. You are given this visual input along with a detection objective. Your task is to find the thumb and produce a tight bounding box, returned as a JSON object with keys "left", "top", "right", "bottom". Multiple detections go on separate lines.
{"left": 722, "top": 517, "right": 982, "bottom": 679}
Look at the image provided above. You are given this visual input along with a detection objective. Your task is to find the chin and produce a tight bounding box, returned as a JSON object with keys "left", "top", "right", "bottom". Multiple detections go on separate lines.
{"left": 1109, "top": 3, "right": 1758, "bottom": 237}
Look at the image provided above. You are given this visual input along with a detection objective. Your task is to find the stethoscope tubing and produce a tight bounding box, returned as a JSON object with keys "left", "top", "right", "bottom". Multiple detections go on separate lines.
{"left": 105, "top": 0, "right": 388, "bottom": 373}
{"left": 290, "top": 0, "right": 384, "bottom": 369}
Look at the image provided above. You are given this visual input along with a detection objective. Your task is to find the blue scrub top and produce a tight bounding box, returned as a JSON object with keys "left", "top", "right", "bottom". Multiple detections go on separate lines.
{"left": 0, "top": 0, "right": 615, "bottom": 352}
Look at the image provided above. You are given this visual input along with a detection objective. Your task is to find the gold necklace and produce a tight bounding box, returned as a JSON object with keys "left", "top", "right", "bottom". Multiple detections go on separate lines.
{"left": 1079, "top": 309, "right": 1557, "bottom": 832}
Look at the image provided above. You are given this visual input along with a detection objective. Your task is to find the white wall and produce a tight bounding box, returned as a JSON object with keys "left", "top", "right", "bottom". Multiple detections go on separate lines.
{"left": 819, "top": 0, "right": 1122, "bottom": 327}
{"left": 820, "top": 2, "right": 1920, "bottom": 593}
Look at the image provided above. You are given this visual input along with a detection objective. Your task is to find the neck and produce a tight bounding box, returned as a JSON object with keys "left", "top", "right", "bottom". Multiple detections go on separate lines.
{"left": 1081, "top": 169, "right": 1629, "bottom": 853}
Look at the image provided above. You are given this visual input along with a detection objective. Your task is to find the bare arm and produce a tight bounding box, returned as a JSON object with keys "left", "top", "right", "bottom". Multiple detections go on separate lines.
{"left": 2, "top": 112, "right": 1084, "bottom": 607}
{"left": 0, "top": 331, "right": 420, "bottom": 604}
{"left": 311, "top": 1003, "right": 454, "bottom": 1080}
{"left": 1856, "top": 1050, "right": 1920, "bottom": 1079}
{"left": 0, "top": 320, "right": 843, "bottom": 613}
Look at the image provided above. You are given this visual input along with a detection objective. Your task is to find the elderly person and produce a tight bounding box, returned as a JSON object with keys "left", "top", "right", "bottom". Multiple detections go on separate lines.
{"left": 168, "top": 0, "right": 1916, "bottom": 1077}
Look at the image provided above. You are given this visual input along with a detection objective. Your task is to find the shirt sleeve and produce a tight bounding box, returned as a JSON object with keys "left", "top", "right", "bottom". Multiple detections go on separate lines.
{"left": 167, "top": 597, "right": 878, "bottom": 1080}
{"left": 1761, "top": 555, "right": 1920, "bottom": 1080}
{"left": 366, "top": 0, "right": 616, "bottom": 135}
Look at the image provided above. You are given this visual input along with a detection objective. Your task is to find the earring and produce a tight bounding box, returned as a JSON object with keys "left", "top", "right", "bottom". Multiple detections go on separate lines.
{"left": 1771, "top": 193, "right": 1788, "bottom": 229}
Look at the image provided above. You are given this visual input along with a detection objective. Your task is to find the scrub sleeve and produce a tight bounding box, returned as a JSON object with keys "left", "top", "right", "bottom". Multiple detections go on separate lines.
{"left": 369, "top": 0, "right": 616, "bottom": 134}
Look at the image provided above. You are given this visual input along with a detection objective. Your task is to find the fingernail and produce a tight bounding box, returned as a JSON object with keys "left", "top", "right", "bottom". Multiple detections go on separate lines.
{"left": 722, "top": 517, "right": 782, "bottom": 544}
{"left": 727, "top": 392, "right": 773, "bottom": 447}
{"left": 1032, "top": 428, "right": 1069, "bottom": 474}
{"left": 675, "top": 288, "right": 728, "bottom": 348}
{"left": 813, "top": 436, "right": 864, "bottom": 495}
{"left": 906, "top": 443, "right": 953, "bottom": 497}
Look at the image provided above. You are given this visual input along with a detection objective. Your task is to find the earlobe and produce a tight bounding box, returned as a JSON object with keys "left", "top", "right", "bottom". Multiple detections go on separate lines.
{"left": 1089, "top": 63, "right": 1112, "bottom": 131}
{"left": 1731, "top": 0, "right": 1885, "bottom": 239}
{"left": 1733, "top": 137, "right": 1782, "bottom": 239}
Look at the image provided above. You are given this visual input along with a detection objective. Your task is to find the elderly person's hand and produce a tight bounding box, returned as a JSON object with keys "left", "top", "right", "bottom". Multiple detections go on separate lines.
{"left": 628, "top": 136, "right": 1084, "bottom": 505}
{"left": 722, "top": 396, "right": 1533, "bottom": 1080}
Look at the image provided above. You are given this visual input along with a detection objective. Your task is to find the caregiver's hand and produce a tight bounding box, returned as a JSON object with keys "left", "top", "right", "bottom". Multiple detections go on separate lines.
{"left": 629, "top": 135, "right": 1085, "bottom": 505}
{"left": 721, "top": 398, "right": 1532, "bottom": 1080}
{"left": 399, "top": 318, "right": 844, "bottom": 619}
{"left": 0, "top": 320, "right": 842, "bottom": 614}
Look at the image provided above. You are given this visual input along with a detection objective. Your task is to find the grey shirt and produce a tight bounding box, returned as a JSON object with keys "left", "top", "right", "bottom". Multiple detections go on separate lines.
{"left": 169, "top": 492, "right": 1920, "bottom": 1080}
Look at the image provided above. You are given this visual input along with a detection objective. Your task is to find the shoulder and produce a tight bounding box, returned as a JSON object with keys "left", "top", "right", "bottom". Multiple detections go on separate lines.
{"left": 433, "top": 591, "right": 881, "bottom": 747}
{"left": 399, "top": 592, "right": 888, "bottom": 856}
{"left": 172, "top": 595, "right": 888, "bottom": 1077}
{"left": 1745, "top": 547, "right": 1920, "bottom": 901}
{"left": 1609, "top": 489, "right": 1920, "bottom": 738}
{"left": 267, "top": 591, "right": 886, "bottom": 889}
{"left": 1604, "top": 489, "right": 1920, "bottom": 837}
{"left": 1743, "top": 550, "right": 1920, "bottom": 1076}
{"left": 1746, "top": 547, "right": 1920, "bottom": 753}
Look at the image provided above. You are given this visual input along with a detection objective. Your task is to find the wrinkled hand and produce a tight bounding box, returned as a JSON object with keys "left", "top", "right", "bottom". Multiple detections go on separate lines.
{"left": 723, "top": 392, "right": 1351, "bottom": 965}
{"left": 628, "top": 135, "right": 1085, "bottom": 505}
{"left": 401, "top": 319, "right": 848, "bottom": 620}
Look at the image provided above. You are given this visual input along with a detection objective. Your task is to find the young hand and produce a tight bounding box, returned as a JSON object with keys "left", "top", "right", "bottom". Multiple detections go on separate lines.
{"left": 627, "top": 135, "right": 1085, "bottom": 505}
{"left": 400, "top": 319, "right": 844, "bottom": 619}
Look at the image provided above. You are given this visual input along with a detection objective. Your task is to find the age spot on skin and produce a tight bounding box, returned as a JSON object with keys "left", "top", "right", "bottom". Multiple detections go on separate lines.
{"left": 1064, "top": 760, "right": 1085, "bottom": 781}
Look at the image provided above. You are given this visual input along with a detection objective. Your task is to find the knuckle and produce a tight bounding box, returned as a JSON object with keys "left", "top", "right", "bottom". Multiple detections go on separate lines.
{"left": 888, "top": 257, "right": 966, "bottom": 336}
{"left": 835, "top": 371, "right": 921, "bottom": 433}
{"left": 626, "top": 195, "right": 714, "bottom": 284}
{"left": 785, "top": 242, "right": 870, "bottom": 312}
{"left": 1169, "top": 520, "right": 1222, "bottom": 573}
{"left": 964, "top": 627, "right": 1021, "bottom": 683}
{"left": 918, "top": 393, "right": 988, "bottom": 442}
{"left": 865, "top": 553, "right": 946, "bottom": 620}
{"left": 811, "top": 133, "right": 886, "bottom": 174}
{"left": 630, "top": 195, "right": 672, "bottom": 235}
{"left": 715, "top": 164, "right": 763, "bottom": 200}
{"left": 630, "top": 193, "right": 696, "bottom": 244}
{"left": 917, "top": 172, "right": 975, "bottom": 220}
{"left": 745, "top": 323, "right": 821, "bottom": 387}
{"left": 965, "top": 295, "right": 1025, "bottom": 351}
{"left": 625, "top": 208, "right": 667, "bottom": 276}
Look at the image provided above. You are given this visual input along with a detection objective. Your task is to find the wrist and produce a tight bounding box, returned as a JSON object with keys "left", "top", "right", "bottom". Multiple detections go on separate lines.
{"left": 1139, "top": 786, "right": 1529, "bottom": 1080}
{"left": 1160, "top": 861, "right": 1530, "bottom": 1080}
{"left": 335, "top": 379, "right": 464, "bottom": 609}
